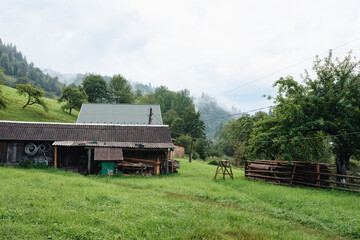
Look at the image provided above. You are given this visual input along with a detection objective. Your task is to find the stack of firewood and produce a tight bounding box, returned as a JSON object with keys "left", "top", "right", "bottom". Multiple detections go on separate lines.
{"left": 117, "top": 157, "right": 154, "bottom": 175}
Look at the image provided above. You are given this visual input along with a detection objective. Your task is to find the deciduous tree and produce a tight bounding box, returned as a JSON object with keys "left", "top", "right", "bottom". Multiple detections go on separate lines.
{"left": 58, "top": 86, "right": 88, "bottom": 114}
{"left": 82, "top": 74, "right": 108, "bottom": 103}
{"left": 16, "top": 83, "right": 48, "bottom": 112}
{"left": 108, "top": 74, "right": 134, "bottom": 103}
{"left": 250, "top": 51, "right": 360, "bottom": 179}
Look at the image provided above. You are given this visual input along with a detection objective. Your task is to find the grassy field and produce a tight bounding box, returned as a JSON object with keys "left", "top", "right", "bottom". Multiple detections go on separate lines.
{"left": 0, "top": 159, "right": 359, "bottom": 240}
{"left": 0, "top": 85, "right": 78, "bottom": 122}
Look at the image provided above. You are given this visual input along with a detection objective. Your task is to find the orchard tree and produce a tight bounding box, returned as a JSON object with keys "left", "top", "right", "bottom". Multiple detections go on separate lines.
{"left": 16, "top": 83, "right": 48, "bottom": 112}
{"left": 250, "top": 51, "right": 360, "bottom": 179}
{"left": 82, "top": 74, "right": 108, "bottom": 103}
{"left": 108, "top": 74, "right": 134, "bottom": 103}
{"left": 58, "top": 86, "right": 88, "bottom": 114}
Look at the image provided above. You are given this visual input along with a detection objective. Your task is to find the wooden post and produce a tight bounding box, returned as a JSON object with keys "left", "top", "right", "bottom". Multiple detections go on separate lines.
{"left": 54, "top": 146, "right": 57, "bottom": 169}
{"left": 166, "top": 152, "right": 169, "bottom": 175}
{"left": 148, "top": 107, "right": 153, "bottom": 124}
{"left": 316, "top": 163, "right": 320, "bottom": 186}
{"left": 87, "top": 148, "right": 91, "bottom": 173}
{"left": 155, "top": 156, "right": 160, "bottom": 175}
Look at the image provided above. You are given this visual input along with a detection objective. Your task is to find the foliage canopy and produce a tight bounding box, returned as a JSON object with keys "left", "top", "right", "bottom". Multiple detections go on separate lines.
{"left": 16, "top": 83, "right": 48, "bottom": 112}
{"left": 82, "top": 74, "right": 108, "bottom": 103}
{"left": 249, "top": 51, "right": 360, "bottom": 175}
{"left": 108, "top": 74, "right": 134, "bottom": 103}
{"left": 58, "top": 86, "right": 88, "bottom": 114}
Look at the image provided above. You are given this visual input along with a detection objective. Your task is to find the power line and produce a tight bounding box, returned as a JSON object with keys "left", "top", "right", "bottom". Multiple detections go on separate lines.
{"left": 220, "top": 35, "right": 360, "bottom": 95}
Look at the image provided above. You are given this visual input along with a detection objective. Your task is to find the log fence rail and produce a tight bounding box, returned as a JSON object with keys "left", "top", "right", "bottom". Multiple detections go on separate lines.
{"left": 245, "top": 160, "right": 360, "bottom": 193}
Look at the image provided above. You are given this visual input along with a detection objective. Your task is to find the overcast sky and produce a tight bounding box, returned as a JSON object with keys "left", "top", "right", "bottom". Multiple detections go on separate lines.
{"left": 1, "top": 0, "right": 360, "bottom": 112}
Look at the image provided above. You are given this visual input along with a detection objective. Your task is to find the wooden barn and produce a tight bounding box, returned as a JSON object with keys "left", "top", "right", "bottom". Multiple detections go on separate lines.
{"left": 0, "top": 121, "right": 177, "bottom": 175}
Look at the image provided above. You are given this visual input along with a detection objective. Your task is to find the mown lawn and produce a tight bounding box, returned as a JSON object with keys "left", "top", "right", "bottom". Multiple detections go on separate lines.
{"left": 0, "top": 85, "right": 78, "bottom": 123}
{"left": 0, "top": 159, "right": 359, "bottom": 239}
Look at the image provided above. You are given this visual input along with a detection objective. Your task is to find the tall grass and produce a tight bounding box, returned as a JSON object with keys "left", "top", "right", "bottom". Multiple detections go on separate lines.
{"left": 0, "top": 159, "right": 359, "bottom": 239}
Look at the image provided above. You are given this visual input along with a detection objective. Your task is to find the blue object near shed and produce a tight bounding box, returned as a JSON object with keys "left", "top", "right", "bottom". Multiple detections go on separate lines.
{"left": 101, "top": 161, "right": 116, "bottom": 176}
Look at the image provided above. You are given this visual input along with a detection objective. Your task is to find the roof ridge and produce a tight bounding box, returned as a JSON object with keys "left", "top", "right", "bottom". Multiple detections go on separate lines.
{"left": 0, "top": 120, "right": 169, "bottom": 127}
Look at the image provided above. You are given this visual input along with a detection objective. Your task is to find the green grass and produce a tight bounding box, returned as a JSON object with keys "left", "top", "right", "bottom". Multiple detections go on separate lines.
{"left": 0, "top": 85, "right": 78, "bottom": 122}
{"left": 0, "top": 159, "right": 359, "bottom": 239}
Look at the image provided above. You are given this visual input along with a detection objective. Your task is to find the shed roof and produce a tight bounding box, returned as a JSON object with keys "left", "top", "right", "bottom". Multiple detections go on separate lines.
{"left": 0, "top": 121, "right": 174, "bottom": 149}
{"left": 76, "top": 103, "right": 163, "bottom": 125}
{"left": 52, "top": 141, "right": 175, "bottom": 149}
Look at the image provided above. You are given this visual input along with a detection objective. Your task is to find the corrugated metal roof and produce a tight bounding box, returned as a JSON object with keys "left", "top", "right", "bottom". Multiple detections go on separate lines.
{"left": 0, "top": 121, "right": 173, "bottom": 149}
{"left": 77, "top": 103, "right": 163, "bottom": 125}
{"left": 52, "top": 141, "right": 175, "bottom": 149}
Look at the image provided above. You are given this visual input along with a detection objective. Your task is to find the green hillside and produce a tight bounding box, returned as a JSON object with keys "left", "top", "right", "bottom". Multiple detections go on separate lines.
{"left": 0, "top": 159, "right": 359, "bottom": 239}
{"left": 0, "top": 85, "right": 78, "bottom": 122}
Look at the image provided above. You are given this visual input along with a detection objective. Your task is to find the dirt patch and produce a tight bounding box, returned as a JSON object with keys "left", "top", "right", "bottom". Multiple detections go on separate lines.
{"left": 165, "top": 191, "right": 241, "bottom": 210}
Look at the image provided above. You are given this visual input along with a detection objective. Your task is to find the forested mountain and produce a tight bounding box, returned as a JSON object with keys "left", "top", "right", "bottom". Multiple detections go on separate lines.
{"left": 195, "top": 94, "right": 236, "bottom": 139}
{"left": 0, "top": 39, "right": 63, "bottom": 97}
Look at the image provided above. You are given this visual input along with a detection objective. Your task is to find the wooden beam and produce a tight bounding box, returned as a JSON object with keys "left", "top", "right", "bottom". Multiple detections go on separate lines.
{"left": 87, "top": 148, "right": 91, "bottom": 173}
{"left": 54, "top": 146, "right": 57, "bottom": 169}
{"left": 155, "top": 156, "right": 160, "bottom": 175}
{"left": 166, "top": 152, "right": 169, "bottom": 175}
{"left": 316, "top": 163, "right": 321, "bottom": 186}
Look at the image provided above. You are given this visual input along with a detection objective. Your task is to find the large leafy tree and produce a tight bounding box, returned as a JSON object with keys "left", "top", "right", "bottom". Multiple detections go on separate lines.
{"left": 183, "top": 105, "right": 205, "bottom": 139}
{"left": 58, "top": 86, "right": 88, "bottom": 114}
{"left": 16, "top": 83, "right": 48, "bottom": 112}
{"left": 250, "top": 51, "right": 360, "bottom": 178}
{"left": 82, "top": 74, "right": 108, "bottom": 103}
{"left": 218, "top": 112, "right": 269, "bottom": 165}
{"left": 108, "top": 74, "right": 134, "bottom": 103}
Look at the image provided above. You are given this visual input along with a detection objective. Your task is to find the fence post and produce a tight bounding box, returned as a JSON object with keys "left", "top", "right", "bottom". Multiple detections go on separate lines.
{"left": 316, "top": 163, "right": 320, "bottom": 186}
{"left": 244, "top": 161, "right": 247, "bottom": 178}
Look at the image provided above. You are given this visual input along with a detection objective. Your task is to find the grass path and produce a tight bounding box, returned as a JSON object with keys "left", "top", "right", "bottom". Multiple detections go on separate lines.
{"left": 0, "top": 159, "right": 359, "bottom": 239}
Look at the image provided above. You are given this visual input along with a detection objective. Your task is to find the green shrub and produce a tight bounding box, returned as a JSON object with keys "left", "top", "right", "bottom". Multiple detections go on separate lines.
{"left": 208, "top": 160, "right": 219, "bottom": 166}
{"left": 191, "top": 151, "right": 199, "bottom": 160}
{"left": 16, "top": 161, "right": 48, "bottom": 169}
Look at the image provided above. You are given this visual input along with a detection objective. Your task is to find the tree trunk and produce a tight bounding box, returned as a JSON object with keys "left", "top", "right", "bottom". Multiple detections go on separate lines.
{"left": 189, "top": 138, "right": 194, "bottom": 163}
{"left": 69, "top": 108, "right": 72, "bottom": 115}
{"left": 23, "top": 99, "right": 30, "bottom": 108}
{"left": 336, "top": 154, "right": 350, "bottom": 184}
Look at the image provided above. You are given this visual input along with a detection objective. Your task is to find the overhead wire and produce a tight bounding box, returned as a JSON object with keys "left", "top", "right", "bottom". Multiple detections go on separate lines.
{"left": 220, "top": 35, "right": 360, "bottom": 95}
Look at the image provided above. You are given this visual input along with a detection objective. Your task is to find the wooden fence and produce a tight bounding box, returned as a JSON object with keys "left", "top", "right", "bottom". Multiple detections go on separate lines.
{"left": 245, "top": 160, "right": 360, "bottom": 193}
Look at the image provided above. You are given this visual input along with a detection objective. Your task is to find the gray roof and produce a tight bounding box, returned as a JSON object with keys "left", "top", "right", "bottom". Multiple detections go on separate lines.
{"left": 77, "top": 103, "right": 163, "bottom": 125}
{"left": 0, "top": 121, "right": 174, "bottom": 149}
